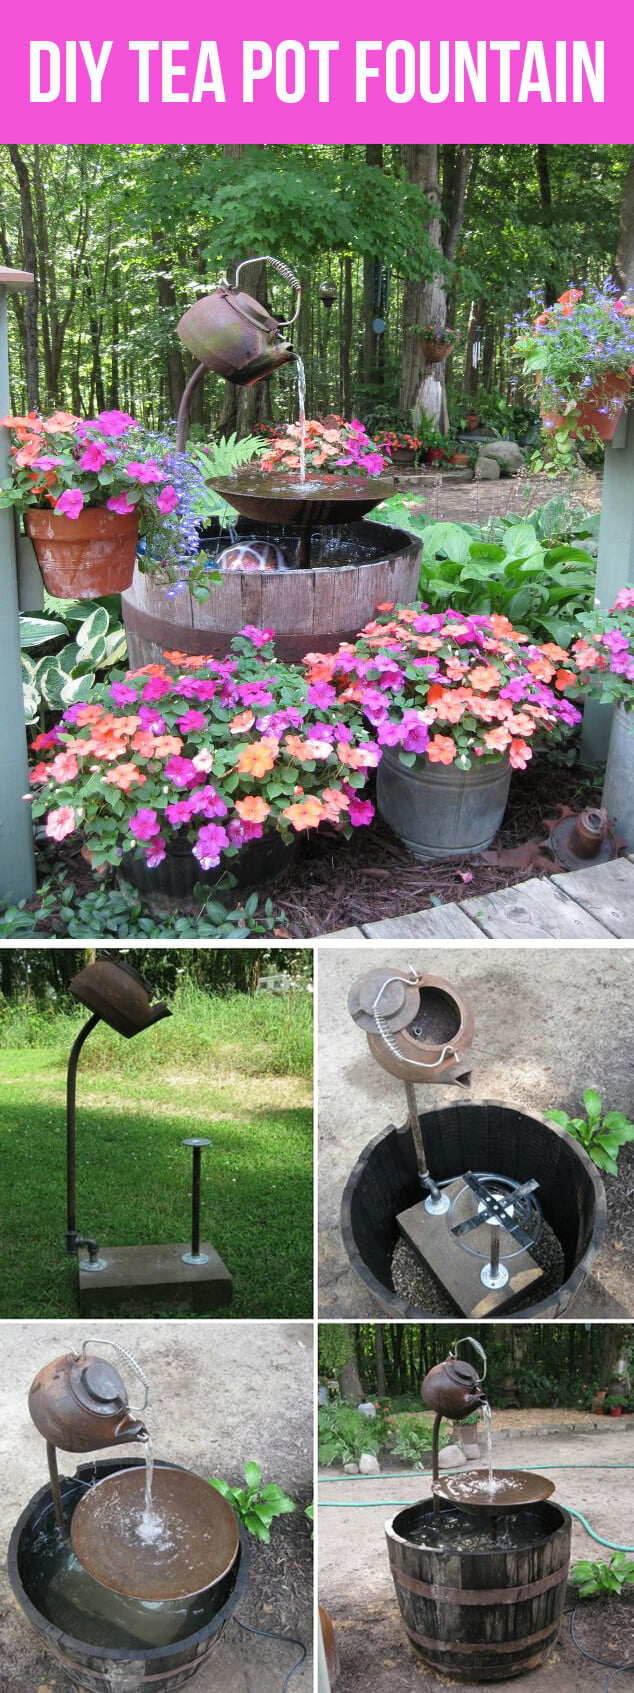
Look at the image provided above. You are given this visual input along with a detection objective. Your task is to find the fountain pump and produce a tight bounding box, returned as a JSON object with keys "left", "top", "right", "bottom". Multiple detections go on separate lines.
{"left": 65, "top": 955, "right": 232, "bottom": 1314}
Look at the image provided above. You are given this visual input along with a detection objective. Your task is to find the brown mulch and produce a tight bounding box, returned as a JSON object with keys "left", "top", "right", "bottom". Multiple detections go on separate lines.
{"left": 274, "top": 751, "right": 603, "bottom": 937}
{"left": 567, "top": 1586, "right": 634, "bottom": 1676}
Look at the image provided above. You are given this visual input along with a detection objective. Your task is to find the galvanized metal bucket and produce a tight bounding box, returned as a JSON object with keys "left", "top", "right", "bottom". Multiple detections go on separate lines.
{"left": 377, "top": 746, "right": 511, "bottom": 860}
{"left": 602, "top": 701, "right": 634, "bottom": 850}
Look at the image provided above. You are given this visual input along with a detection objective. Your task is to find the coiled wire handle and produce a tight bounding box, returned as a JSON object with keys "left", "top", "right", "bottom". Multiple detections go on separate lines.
{"left": 234, "top": 254, "right": 301, "bottom": 324}
{"left": 72, "top": 1337, "right": 151, "bottom": 1415}
{"left": 372, "top": 971, "right": 460, "bottom": 1070}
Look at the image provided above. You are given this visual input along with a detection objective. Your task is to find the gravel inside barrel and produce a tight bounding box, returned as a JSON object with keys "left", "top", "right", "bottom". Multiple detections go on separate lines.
{"left": 391, "top": 1218, "right": 565, "bottom": 1315}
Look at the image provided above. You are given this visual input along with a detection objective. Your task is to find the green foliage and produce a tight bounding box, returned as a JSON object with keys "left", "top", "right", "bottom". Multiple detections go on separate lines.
{"left": 208, "top": 1463, "right": 296, "bottom": 1544}
{"left": 546, "top": 1089, "right": 634, "bottom": 1177}
{"left": 372, "top": 509, "right": 596, "bottom": 645}
{"left": 318, "top": 1403, "right": 383, "bottom": 1466}
{"left": 318, "top": 1328, "right": 353, "bottom": 1380}
{"left": 516, "top": 1369, "right": 561, "bottom": 1408}
{"left": 571, "top": 1554, "right": 634, "bottom": 1599}
{"left": 388, "top": 1414, "right": 449, "bottom": 1467}
{"left": 0, "top": 871, "right": 284, "bottom": 940}
{"left": 21, "top": 599, "right": 127, "bottom": 724}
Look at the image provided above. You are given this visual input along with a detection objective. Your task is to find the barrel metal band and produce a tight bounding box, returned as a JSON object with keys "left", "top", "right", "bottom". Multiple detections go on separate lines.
{"left": 404, "top": 1618, "right": 561, "bottom": 1655}
{"left": 390, "top": 1558, "right": 569, "bottom": 1606}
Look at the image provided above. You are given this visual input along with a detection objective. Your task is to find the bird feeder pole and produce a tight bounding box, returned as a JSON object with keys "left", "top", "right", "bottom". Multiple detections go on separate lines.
{"left": 0, "top": 268, "right": 37, "bottom": 902}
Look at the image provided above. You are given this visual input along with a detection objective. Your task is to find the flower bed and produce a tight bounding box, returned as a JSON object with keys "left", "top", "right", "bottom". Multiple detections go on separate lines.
{"left": 28, "top": 628, "right": 378, "bottom": 879}
{"left": 259, "top": 417, "right": 389, "bottom": 477}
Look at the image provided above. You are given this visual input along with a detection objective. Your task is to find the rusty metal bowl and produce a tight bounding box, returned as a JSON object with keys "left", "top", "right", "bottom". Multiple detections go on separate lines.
{"left": 71, "top": 1465, "right": 240, "bottom": 1602}
{"left": 209, "top": 471, "right": 395, "bottom": 527}
{"left": 434, "top": 1469, "right": 555, "bottom": 1516}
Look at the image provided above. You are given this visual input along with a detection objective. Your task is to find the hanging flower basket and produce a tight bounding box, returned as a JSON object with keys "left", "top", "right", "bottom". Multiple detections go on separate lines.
{"left": 419, "top": 337, "right": 453, "bottom": 365}
{"left": 25, "top": 507, "right": 139, "bottom": 597}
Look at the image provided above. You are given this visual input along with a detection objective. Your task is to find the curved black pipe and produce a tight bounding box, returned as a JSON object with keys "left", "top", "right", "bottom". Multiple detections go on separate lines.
{"left": 66, "top": 1013, "right": 100, "bottom": 1254}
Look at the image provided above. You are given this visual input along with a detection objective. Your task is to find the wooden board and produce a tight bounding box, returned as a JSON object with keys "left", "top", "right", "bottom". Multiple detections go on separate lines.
{"left": 397, "top": 1182, "right": 544, "bottom": 1317}
{"left": 363, "top": 905, "right": 482, "bottom": 939}
{"left": 460, "top": 876, "right": 607, "bottom": 939}
{"left": 551, "top": 857, "right": 634, "bottom": 939}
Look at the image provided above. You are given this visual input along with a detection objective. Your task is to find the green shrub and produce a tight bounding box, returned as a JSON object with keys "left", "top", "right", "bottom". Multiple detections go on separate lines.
{"left": 318, "top": 1403, "right": 384, "bottom": 1466}
{"left": 208, "top": 1462, "right": 295, "bottom": 1544}
{"left": 571, "top": 1554, "right": 634, "bottom": 1598}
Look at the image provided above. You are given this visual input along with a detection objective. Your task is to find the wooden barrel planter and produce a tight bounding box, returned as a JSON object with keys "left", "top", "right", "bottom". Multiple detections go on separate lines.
{"left": 122, "top": 519, "right": 421, "bottom": 666}
{"left": 340, "top": 1101, "right": 606, "bottom": 1320}
{"left": 386, "top": 1497, "right": 571, "bottom": 1681}
{"left": 8, "top": 1459, "right": 249, "bottom": 1692}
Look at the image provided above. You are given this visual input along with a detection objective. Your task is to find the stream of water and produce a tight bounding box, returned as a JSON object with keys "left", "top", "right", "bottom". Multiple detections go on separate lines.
{"left": 295, "top": 354, "right": 307, "bottom": 483}
{"left": 482, "top": 1400, "right": 493, "bottom": 1490}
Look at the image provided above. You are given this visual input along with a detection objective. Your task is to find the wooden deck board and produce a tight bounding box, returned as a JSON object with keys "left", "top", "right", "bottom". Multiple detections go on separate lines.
{"left": 460, "top": 876, "right": 609, "bottom": 939}
{"left": 362, "top": 905, "right": 482, "bottom": 939}
{"left": 320, "top": 859, "right": 634, "bottom": 942}
{"left": 550, "top": 857, "right": 634, "bottom": 939}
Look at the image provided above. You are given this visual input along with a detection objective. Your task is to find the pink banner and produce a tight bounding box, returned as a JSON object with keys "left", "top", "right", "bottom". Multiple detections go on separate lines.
{"left": 0, "top": 0, "right": 628, "bottom": 140}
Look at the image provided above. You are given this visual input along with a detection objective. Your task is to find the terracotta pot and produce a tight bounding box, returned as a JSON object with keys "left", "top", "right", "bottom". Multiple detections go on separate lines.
{"left": 25, "top": 507, "right": 139, "bottom": 597}
{"left": 576, "top": 374, "right": 631, "bottom": 441}
{"left": 609, "top": 1406, "right": 623, "bottom": 1417}
{"left": 419, "top": 337, "right": 453, "bottom": 364}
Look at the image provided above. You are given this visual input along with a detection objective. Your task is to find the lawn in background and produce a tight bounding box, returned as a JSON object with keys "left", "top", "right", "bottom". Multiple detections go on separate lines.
{"left": 0, "top": 982, "right": 313, "bottom": 1318}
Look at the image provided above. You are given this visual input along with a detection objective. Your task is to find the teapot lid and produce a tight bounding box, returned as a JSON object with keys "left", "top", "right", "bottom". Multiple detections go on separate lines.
{"left": 348, "top": 968, "right": 420, "bottom": 1034}
{"left": 69, "top": 1356, "right": 128, "bottom": 1417}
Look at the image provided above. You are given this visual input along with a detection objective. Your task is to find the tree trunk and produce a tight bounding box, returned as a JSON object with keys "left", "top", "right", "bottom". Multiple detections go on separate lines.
{"left": 362, "top": 146, "right": 384, "bottom": 396}
{"left": 375, "top": 1326, "right": 387, "bottom": 1397}
{"left": 155, "top": 254, "right": 187, "bottom": 419}
{"left": 616, "top": 147, "right": 634, "bottom": 290}
{"left": 339, "top": 1326, "right": 364, "bottom": 1402}
{"left": 8, "top": 146, "right": 40, "bottom": 407}
{"left": 400, "top": 145, "right": 471, "bottom": 431}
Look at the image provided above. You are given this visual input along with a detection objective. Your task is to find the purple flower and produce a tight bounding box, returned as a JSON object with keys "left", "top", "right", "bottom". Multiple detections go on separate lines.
{"left": 188, "top": 785, "right": 228, "bottom": 819}
{"left": 56, "top": 489, "right": 83, "bottom": 519}
{"left": 377, "top": 719, "right": 404, "bottom": 747}
{"left": 227, "top": 817, "right": 263, "bottom": 846}
{"left": 141, "top": 675, "right": 172, "bottom": 703}
{"left": 307, "top": 680, "right": 337, "bottom": 709}
{"left": 176, "top": 708, "right": 207, "bottom": 734}
{"left": 144, "top": 839, "right": 166, "bottom": 867}
{"left": 129, "top": 808, "right": 160, "bottom": 841}
{"left": 165, "top": 799, "right": 195, "bottom": 826}
{"left": 193, "top": 822, "right": 229, "bottom": 869}
{"left": 238, "top": 625, "right": 275, "bottom": 648}
{"left": 110, "top": 681, "right": 138, "bottom": 706}
{"left": 138, "top": 706, "right": 166, "bottom": 733}
{"left": 348, "top": 797, "right": 375, "bottom": 826}
{"left": 164, "top": 755, "right": 199, "bottom": 788}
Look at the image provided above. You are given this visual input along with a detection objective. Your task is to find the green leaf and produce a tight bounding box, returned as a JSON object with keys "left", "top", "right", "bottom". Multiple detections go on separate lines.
{"left": 78, "top": 606, "right": 109, "bottom": 646}
{"left": 243, "top": 1460, "right": 262, "bottom": 1491}
{"left": 20, "top": 616, "right": 68, "bottom": 648}
{"left": 208, "top": 1477, "right": 233, "bottom": 1499}
{"left": 582, "top": 1088, "right": 603, "bottom": 1124}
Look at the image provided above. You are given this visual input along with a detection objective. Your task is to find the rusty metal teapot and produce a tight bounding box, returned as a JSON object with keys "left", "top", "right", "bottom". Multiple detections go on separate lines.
{"left": 177, "top": 254, "right": 301, "bottom": 387}
{"left": 348, "top": 967, "right": 474, "bottom": 1087}
{"left": 421, "top": 1338, "right": 488, "bottom": 1421}
{"left": 28, "top": 1341, "right": 149, "bottom": 1453}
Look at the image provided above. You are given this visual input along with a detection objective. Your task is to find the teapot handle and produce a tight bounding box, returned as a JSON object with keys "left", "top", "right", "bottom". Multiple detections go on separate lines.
{"left": 78, "top": 1337, "right": 150, "bottom": 1414}
{"left": 371, "top": 970, "right": 460, "bottom": 1071}
{"left": 451, "top": 1335, "right": 487, "bottom": 1383}
{"left": 234, "top": 254, "right": 302, "bottom": 326}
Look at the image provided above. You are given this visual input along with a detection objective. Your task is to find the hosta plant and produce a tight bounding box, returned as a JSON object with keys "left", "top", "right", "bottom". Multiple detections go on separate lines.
{"left": 571, "top": 1554, "right": 634, "bottom": 1598}
{"left": 28, "top": 627, "right": 378, "bottom": 873}
{"left": 21, "top": 601, "right": 127, "bottom": 725}
{"left": 208, "top": 1462, "right": 295, "bottom": 1544}
{"left": 546, "top": 1088, "right": 634, "bottom": 1176}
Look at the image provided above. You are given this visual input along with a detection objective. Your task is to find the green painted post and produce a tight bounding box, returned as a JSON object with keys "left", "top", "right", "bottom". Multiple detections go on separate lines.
{"left": 580, "top": 404, "right": 634, "bottom": 764}
{"left": 0, "top": 268, "right": 37, "bottom": 902}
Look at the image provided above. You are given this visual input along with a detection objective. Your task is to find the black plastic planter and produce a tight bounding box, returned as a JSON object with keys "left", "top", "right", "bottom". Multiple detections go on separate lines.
{"left": 120, "top": 829, "right": 296, "bottom": 909}
{"left": 8, "top": 1459, "right": 249, "bottom": 1692}
{"left": 341, "top": 1101, "right": 606, "bottom": 1320}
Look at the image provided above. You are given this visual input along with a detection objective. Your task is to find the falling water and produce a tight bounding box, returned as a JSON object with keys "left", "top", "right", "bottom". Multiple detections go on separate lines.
{"left": 482, "top": 1400, "right": 494, "bottom": 1490}
{"left": 295, "top": 355, "right": 307, "bottom": 483}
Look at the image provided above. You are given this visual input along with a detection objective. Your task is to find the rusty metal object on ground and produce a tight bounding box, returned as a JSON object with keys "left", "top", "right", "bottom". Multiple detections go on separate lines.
{"left": 70, "top": 1465, "right": 240, "bottom": 1601}
{"left": 348, "top": 966, "right": 474, "bottom": 1086}
{"left": 543, "top": 805, "right": 621, "bottom": 870}
{"left": 69, "top": 956, "right": 171, "bottom": 1038}
{"left": 435, "top": 1469, "right": 556, "bottom": 1515}
{"left": 28, "top": 1348, "right": 148, "bottom": 1453}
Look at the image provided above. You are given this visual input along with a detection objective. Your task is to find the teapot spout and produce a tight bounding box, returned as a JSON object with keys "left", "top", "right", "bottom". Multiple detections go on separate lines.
{"left": 114, "top": 1413, "right": 149, "bottom": 1444}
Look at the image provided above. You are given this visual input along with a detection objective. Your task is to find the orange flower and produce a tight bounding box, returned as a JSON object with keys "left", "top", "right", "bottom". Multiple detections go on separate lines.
{"left": 235, "top": 795, "right": 270, "bottom": 823}
{"left": 285, "top": 734, "right": 331, "bottom": 762}
{"left": 336, "top": 742, "right": 380, "bottom": 770}
{"left": 41, "top": 410, "right": 81, "bottom": 433}
{"left": 237, "top": 737, "right": 279, "bottom": 778}
{"left": 104, "top": 764, "right": 147, "bottom": 792}
{"left": 554, "top": 669, "right": 578, "bottom": 691}
{"left": 572, "top": 641, "right": 602, "bottom": 672}
{"left": 230, "top": 710, "right": 256, "bottom": 734}
{"left": 15, "top": 437, "right": 45, "bottom": 467}
{"left": 282, "top": 796, "right": 324, "bottom": 831}
{"left": 376, "top": 602, "right": 395, "bottom": 613}
{"left": 527, "top": 656, "right": 555, "bottom": 682}
{"left": 415, "top": 635, "right": 443, "bottom": 653}
{"left": 320, "top": 787, "right": 351, "bottom": 821}
{"left": 29, "top": 762, "right": 50, "bottom": 785}
{"left": 484, "top": 725, "right": 511, "bottom": 752}
{"left": 469, "top": 665, "right": 502, "bottom": 693}
{"left": 75, "top": 704, "right": 106, "bottom": 726}
{"left": 540, "top": 642, "right": 569, "bottom": 663}
{"left": 509, "top": 738, "right": 532, "bottom": 770}
{"left": 131, "top": 730, "right": 164, "bottom": 757}
{"left": 509, "top": 712, "right": 537, "bottom": 737}
{"left": 429, "top": 689, "right": 467, "bottom": 724}
{"left": 427, "top": 735, "right": 456, "bottom": 765}
{"left": 489, "top": 614, "right": 517, "bottom": 639}
{"left": 151, "top": 735, "right": 183, "bottom": 758}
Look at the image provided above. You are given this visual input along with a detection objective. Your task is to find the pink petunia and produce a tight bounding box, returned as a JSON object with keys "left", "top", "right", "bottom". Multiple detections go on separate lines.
{"left": 126, "top": 458, "right": 164, "bottom": 485}
{"left": 96, "top": 410, "right": 136, "bottom": 437}
{"left": 55, "top": 489, "right": 83, "bottom": 519}
{"left": 348, "top": 797, "right": 375, "bottom": 827}
{"left": 80, "top": 442, "right": 110, "bottom": 473}
{"left": 110, "top": 681, "right": 138, "bottom": 706}
{"left": 45, "top": 805, "right": 76, "bottom": 840}
{"left": 144, "top": 839, "right": 167, "bottom": 867}
{"left": 107, "top": 493, "right": 137, "bottom": 516}
{"left": 176, "top": 709, "right": 207, "bottom": 734}
{"left": 193, "top": 822, "right": 229, "bottom": 870}
{"left": 129, "top": 807, "right": 161, "bottom": 841}
{"left": 157, "top": 484, "right": 178, "bottom": 515}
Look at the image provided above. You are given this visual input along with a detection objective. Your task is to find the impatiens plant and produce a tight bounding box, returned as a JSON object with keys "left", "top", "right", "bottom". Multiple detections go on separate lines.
{"left": 28, "top": 628, "right": 378, "bottom": 875}
{"left": 513, "top": 284, "right": 634, "bottom": 443}
{"left": 260, "top": 417, "right": 390, "bottom": 478}
{"left": 571, "top": 586, "right": 634, "bottom": 710}
{"left": 0, "top": 409, "right": 180, "bottom": 537}
{"left": 375, "top": 429, "right": 422, "bottom": 455}
{"left": 304, "top": 606, "right": 582, "bottom": 773}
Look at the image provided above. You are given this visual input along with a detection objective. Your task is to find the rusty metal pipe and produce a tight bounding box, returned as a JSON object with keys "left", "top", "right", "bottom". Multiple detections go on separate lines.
{"left": 66, "top": 1013, "right": 100, "bottom": 1253}
{"left": 432, "top": 1411, "right": 443, "bottom": 1519}
{"left": 46, "top": 1442, "right": 66, "bottom": 1537}
{"left": 176, "top": 361, "right": 207, "bottom": 452}
{"left": 404, "top": 1083, "right": 427, "bottom": 1175}
{"left": 182, "top": 1138, "right": 211, "bottom": 1265}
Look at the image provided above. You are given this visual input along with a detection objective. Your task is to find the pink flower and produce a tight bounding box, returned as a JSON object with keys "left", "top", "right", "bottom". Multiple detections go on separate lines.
{"left": 165, "top": 799, "right": 195, "bottom": 826}
{"left": 110, "top": 681, "right": 138, "bottom": 706}
{"left": 348, "top": 797, "right": 375, "bottom": 826}
{"left": 49, "top": 751, "right": 79, "bottom": 782}
{"left": 144, "top": 839, "right": 166, "bottom": 867}
{"left": 193, "top": 822, "right": 229, "bottom": 869}
{"left": 157, "top": 484, "right": 178, "bottom": 515}
{"left": 80, "top": 442, "right": 109, "bottom": 472}
{"left": 33, "top": 454, "right": 63, "bottom": 470}
{"left": 45, "top": 805, "right": 76, "bottom": 840}
{"left": 126, "top": 458, "right": 164, "bottom": 485}
{"left": 176, "top": 709, "right": 207, "bottom": 734}
{"left": 129, "top": 807, "right": 161, "bottom": 841}
{"left": 107, "top": 493, "right": 136, "bottom": 515}
{"left": 164, "top": 754, "right": 198, "bottom": 788}
{"left": 96, "top": 410, "right": 136, "bottom": 437}
{"left": 55, "top": 489, "right": 83, "bottom": 519}
{"left": 238, "top": 625, "right": 275, "bottom": 648}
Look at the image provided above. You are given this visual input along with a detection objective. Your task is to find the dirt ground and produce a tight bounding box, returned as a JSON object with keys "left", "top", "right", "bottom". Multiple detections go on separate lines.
{"left": 0, "top": 1320, "right": 313, "bottom": 1693}
{"left": 319, "top": 1421, "right": 634, "bottom": 1693}
{"left": 317, "top": 945, "right": 634, "bottom": 1318}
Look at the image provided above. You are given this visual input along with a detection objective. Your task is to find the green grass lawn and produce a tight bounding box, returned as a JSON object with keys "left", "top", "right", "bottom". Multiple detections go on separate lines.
{"left": 0, "top": 984, "right": 313, "bottom": 1319}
